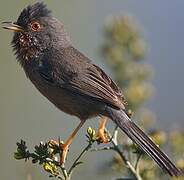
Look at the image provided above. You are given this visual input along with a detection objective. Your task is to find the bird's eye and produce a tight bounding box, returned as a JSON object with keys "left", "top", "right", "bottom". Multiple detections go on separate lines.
{"left": 30, "top": 22, "right": 41, "bottom": 32}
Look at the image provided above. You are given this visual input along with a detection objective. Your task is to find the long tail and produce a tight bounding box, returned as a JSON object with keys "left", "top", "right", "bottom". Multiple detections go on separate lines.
{"left": 106, "top": 106, "right": 182, "bottom": 177}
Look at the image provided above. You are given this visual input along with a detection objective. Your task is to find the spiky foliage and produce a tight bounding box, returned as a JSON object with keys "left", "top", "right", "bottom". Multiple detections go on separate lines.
{"left": 101, "top": 15, "right": 183, "bottom": 180}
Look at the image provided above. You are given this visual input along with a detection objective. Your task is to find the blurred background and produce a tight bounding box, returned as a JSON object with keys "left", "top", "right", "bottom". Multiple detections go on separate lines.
{"left": 0, "top": 0, "right": 184, "bottom": 179}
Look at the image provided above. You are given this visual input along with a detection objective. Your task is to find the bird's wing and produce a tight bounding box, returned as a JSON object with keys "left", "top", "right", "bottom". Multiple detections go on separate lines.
{"left": 67, "top": 64, "right": 125, "bottom": 109}
{"left": 38, "top": 46, "right": 125, "bottom": 109}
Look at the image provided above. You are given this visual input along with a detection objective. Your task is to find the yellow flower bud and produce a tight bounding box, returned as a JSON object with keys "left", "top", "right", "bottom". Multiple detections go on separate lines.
{"left": 43, "top": 162, "right": 59, "bottom": 176}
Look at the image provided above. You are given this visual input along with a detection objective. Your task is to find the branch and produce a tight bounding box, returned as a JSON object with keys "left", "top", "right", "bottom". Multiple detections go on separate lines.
{"left": 14, "top": 124, "right": 143, "bottom": 180}
{"left": 105, "top": 127, "right": 142, "bottom": 180}
{"left": 68, "top": 141, "right": 93, "bottom": 177}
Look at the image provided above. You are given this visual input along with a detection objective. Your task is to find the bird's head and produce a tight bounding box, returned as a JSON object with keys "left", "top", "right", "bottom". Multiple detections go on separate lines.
{"left": 2, "top": 2, "right": 71, "bottom": 65}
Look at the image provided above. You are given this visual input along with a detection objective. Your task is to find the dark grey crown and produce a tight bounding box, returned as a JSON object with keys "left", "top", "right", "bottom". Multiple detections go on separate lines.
{"left": 16, "top": 2, "right": 51, "bottom": 27}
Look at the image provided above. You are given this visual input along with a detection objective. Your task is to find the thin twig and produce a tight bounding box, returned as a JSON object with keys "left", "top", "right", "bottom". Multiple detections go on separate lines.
{"left": 105, "top": 128, "right": 142, "bottom": 180}
{"left": 60, "top": 165, "right": 69, "bottom": 180}
{"left": 135, "top": 153, "right": 142, "bottom": 171}
{"left": 91, "top": 146, "right": 113, "bottom": 152}
{"left": 52, "top": 174, "right": 65, "bottom": 180}
{"left": 68, "top": 142, "right": 93, "bottom": 177}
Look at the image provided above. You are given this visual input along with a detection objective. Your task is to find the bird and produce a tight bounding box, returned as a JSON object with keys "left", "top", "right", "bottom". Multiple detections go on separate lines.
{"left": 2, "top": 2, "right": 182, "bottom": 177}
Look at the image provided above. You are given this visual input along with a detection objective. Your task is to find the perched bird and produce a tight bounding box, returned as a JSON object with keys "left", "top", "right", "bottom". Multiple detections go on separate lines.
{"left": 2, "top": 2, "right": 182, "bottom": 177}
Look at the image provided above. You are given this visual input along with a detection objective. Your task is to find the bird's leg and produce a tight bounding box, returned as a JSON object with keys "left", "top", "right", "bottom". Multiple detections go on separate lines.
{"left": 60, "top": 120, "right": 85, "bottom": 165}
{"left": 97, "top": 117, "right": 109, "bottom": 143}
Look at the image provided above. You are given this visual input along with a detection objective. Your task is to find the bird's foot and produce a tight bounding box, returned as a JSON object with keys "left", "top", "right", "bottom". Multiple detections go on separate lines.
{"left": 59, "top": 143, "right": 69, "bottom": 165}
{"left": 97, "top": 117, "right": 109, "bottom": 143}
{"left": 48, "top": 139, "right": 69, "bottom": 165}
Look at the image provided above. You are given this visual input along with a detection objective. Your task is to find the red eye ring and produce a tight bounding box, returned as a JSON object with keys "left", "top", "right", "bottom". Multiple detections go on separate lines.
{"left": 31, "top": 22, "right": 41, "bottom": 32}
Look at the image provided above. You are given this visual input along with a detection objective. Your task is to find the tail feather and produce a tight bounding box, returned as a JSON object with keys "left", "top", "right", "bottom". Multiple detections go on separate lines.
{"left": 106, "top": 107, "right": 182, "bottom": 177}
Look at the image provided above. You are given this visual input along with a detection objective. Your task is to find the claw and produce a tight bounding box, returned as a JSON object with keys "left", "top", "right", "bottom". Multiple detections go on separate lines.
{"left": 97, "top": 117, "right": 109, "bottom": 143}
{"left": 58, "top": 120, "right": 85, "bottom": 165}
{"left": 60, "top": 144, "right": 69, "bottom": 165}
{"left": 48, "top": 139, "right": 69, "bottom": 165}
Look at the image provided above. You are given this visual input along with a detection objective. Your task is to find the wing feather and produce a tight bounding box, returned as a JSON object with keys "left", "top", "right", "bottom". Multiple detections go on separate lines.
{"left": 39, "top": 46, "right": 125, "bottom": 109}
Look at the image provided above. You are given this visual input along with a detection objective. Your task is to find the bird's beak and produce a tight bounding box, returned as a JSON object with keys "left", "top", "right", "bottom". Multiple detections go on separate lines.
{"left": 2, "top": 21, "right": 24, "bottom": 32}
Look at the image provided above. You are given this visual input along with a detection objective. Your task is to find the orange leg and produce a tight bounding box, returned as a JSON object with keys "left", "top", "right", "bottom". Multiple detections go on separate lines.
{"left": 97, "top": 117, "right": 109, "bottom": 143}
{"left": 60, "top": 120, "right": 85, "bottom": 165}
